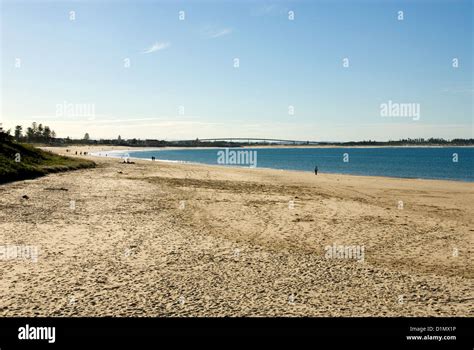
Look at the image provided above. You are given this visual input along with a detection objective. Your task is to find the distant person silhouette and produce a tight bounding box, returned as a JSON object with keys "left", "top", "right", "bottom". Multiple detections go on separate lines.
{"left": 314, "top": 165, "right": 318, "bottom": 175}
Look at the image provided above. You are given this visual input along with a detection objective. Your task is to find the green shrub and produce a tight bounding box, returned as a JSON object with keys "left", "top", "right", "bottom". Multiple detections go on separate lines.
{"left": 0, "top": 139, "right": 95, "bottom": 184}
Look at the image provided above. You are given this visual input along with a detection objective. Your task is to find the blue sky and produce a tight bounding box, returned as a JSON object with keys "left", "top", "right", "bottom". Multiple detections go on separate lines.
{"left": 1, "top": 0, "right": 472, "bottom": 141}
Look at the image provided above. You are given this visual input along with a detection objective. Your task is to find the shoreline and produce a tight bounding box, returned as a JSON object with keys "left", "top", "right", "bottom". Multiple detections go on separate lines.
{"left": 83, "top": 147, "right": 474, "bottom": 184}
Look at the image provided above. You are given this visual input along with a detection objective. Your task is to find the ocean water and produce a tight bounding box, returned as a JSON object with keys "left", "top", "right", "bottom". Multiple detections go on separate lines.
{"left": 123, "top": 147, "right": 473, "bottom": 182}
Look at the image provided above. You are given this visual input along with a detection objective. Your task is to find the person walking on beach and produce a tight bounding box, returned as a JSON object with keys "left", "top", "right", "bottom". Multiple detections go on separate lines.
{"left": 314, "top": 165, "right": 318, "bottom": 175}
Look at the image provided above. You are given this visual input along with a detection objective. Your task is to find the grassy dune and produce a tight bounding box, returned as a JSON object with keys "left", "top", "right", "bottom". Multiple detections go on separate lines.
{"left": 0, "top": 138, "right": 95, "bottom": 184}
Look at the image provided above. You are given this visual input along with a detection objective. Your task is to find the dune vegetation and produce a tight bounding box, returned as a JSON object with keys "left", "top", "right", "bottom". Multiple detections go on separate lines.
{"left": 0, "top": 134, "right": 95, "bottom": 184}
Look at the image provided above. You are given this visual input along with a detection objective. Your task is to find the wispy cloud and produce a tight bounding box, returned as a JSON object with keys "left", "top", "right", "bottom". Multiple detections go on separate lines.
{"left": 142, "top": 42, "right": 170, "bottom": 54}
{"left": 202, "top": 26, "right": 233, "bottom": 39}
{"left": 208, "top": 28, "right": 233, "bottom": 38}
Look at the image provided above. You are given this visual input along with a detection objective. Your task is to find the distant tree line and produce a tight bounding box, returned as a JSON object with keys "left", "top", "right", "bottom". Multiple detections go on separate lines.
{"left": 319, "top": 138, "right": 474, "bottom": 146}
{"left": 7, "top": 122, "right": 57, "bottom": 143}
{"left": 60, "top": 136, "right": 474, "bottom": 147}
{"left": 58, "top": 136, "right": 245, "bottom": 147}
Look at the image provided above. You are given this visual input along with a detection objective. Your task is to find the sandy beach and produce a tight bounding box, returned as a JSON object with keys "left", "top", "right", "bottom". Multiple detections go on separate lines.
{"left": 0, "top": 145, "right": 472, "bottom": 317}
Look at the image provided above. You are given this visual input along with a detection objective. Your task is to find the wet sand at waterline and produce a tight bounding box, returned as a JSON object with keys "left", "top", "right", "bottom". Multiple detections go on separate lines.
{"left": 0, "top": 146, "right": 472, "bottom": 316}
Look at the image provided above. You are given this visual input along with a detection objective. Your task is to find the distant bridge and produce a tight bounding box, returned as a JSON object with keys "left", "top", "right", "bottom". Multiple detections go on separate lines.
{"left": 173, "top": 138, "right": 319, "bottom": 145}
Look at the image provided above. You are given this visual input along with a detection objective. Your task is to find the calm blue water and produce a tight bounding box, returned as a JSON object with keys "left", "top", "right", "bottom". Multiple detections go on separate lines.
{"left": 126, "top": 147, "right": 474, "bottom": 182}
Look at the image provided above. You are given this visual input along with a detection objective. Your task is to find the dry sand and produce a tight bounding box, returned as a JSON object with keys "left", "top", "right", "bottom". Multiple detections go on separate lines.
{"left": 0, "top": 145, "right": 472, "bottom": 316}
